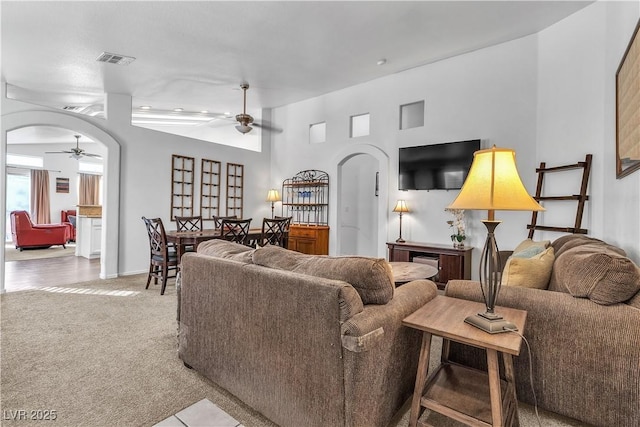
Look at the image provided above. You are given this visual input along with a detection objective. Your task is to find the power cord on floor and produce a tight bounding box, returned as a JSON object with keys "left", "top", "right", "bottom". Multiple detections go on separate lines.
{"left": 504, "top": 327, "right": 542, "bottom": 427}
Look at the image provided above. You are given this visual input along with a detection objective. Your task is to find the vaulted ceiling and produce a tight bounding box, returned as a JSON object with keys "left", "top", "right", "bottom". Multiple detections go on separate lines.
{"left": 2, "top": 1, "right": 593, "bottom": 143}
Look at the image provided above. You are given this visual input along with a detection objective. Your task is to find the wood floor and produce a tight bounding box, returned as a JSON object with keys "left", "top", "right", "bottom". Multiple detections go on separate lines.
{"left": 4, "top": 255, "right": 100, "bottom": 292}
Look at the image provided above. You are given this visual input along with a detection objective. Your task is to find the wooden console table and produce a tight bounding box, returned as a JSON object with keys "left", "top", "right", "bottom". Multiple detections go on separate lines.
{"left": 403, "top": 296, "right": 527, "bottom": 426}
{"left": 387, "top": 241, "right": 472, "bottom": 289}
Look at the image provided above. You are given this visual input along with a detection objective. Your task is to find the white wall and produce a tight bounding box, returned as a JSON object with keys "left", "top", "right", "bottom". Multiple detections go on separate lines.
{"left": 536, "top": 0, "right": 640, "bottom": 262}
{"left": 271, "top": 29, "right": 540, "bottom": 271}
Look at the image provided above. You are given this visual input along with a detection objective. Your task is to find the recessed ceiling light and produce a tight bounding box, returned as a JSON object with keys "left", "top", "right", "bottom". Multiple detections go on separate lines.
{"left": 200, "top": 110, "right": 209, "bottom": 114}
{"left": 377, "top": 58, "right": 387, "bottom": 66}
{"left": 173, "top": 108, "right": 184, "bottom": 112}
{"left": 224, "top": 111, "right": 232, "bottom": 116}
{"left": 140, "top": 105, "right": 152, "bottom": 110}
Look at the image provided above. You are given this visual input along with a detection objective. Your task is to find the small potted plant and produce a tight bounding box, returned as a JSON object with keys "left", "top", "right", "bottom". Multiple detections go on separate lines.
{"left": 446, "top": 209, "right": 466, "bottom": 248}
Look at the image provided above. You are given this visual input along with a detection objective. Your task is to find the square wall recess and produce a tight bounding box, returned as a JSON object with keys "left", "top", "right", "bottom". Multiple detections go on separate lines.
{"left": 350, "top": 113, "right": 370, "bottom": 138}
{"left": 309, "top": 122, "right": 326, "bottom": 143}
{"left": 400, "top": 101, "right": 425, "bottom": 130}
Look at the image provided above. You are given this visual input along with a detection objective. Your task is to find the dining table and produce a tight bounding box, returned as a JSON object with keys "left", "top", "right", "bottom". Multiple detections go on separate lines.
{"left": 166, "top": 228, "right": 276, "bottom": 262}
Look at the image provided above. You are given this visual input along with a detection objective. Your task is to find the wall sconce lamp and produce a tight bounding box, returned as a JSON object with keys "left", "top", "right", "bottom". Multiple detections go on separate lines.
{"left": 392, "top": 200, "right": 410, "bottom": 243}
{"left": 448, "top": 146, "right": 544, "bottom": 333}
{"left": 266, "top": 189, "right": 281, "bottom": 218}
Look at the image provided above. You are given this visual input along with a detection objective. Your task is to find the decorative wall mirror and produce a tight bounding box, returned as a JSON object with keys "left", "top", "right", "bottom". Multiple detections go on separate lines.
{"left": 616, "top": 18, "right": 640, "bottom": 179}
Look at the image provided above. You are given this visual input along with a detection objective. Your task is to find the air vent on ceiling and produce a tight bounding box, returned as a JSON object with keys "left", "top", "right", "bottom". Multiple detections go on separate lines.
{"left": 63, "top": 106, "right": 83, "bottom": 112}
{"left": 96, "top": 52, "right": 136, "bottom": 66}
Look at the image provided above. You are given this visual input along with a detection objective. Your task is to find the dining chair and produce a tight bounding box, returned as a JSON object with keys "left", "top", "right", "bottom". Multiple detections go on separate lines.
{"left": 274, "top": 216, "right": 292, "bottom": 248}
{"left": 220, "top": 218, "right": 252, "bottom": 246}
{"left": 258, "top": 217, "right": 290, "bottom": 247}
{"left": 213, "top": 215, "right": 238, "bottom": 230}
{"left": 175, "top": 215, "right": 203, "bottom": 231}
{"left": 142, "top": 216, "right": 179, "bottom": 295}
{"left": 174, "top": 215, "right": 203, "bottom": 253}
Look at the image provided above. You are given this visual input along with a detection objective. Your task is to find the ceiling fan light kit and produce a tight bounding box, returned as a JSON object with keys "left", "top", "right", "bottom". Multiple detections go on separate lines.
{"left": 235, "top": 83, "right": 254, "bottom": 134}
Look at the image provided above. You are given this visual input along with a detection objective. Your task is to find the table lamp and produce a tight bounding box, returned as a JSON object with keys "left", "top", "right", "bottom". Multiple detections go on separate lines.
{"left": 393, "top": 200, "right": 410, "bottom": 243}
{"left": 448, "top": 146, "right": 544, "bottom": 333}
{"left": 266, "top": 189, "right": 281, "bottom": 218}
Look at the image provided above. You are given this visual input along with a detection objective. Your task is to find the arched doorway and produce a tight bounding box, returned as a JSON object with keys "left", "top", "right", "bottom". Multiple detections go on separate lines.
{"left": 330, "top": 144, "right": 389, "bottom": 258}
{"left": 339, "top": 154, "right": 378, "bottom": 256}
{"left": 1, "top": 110, "right": 121, "bottom": 292}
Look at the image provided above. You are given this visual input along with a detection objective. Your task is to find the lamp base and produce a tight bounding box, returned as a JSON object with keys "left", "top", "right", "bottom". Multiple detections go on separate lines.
{"left": 464, "top": 313, "right": 517, "bottom": 334}
{"left": 396, "top": 237, "right": 406, "bottom": 243}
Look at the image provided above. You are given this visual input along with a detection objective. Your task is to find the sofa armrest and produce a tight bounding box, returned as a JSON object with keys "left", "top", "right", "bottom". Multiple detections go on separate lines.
{"left": 339, "top": 279, "right": 438, "bottom": 427}
{"left": 341, "top": 279, "right": 437, "bottom": 347}
{"left": 445, "top": 280, "right": 640, "bottom": 427}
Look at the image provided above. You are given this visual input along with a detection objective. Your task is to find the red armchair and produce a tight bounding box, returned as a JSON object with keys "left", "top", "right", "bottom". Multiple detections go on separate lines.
{"left": 61, "top": 209, "right": 77, "bottom": 242}
{"left": 10, "top": 210, "right": 69, "bottom": 251}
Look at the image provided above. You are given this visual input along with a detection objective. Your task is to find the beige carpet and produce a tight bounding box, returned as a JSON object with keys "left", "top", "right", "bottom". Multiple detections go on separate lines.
{"left": 4, "top": 243, "right": 76, "bottom": 262}
{"left": 1, "top": 275, "right": 588, "bottom": 427}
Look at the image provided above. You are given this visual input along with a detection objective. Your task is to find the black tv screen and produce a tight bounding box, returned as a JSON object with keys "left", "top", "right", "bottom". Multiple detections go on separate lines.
{"left": 399, "top": 139, "right": 480, "bottom": 190}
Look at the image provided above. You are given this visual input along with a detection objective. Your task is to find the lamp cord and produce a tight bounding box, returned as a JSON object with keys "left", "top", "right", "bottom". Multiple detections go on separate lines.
{"left": 504, "top": 328, "right": 541, "bottom": 427}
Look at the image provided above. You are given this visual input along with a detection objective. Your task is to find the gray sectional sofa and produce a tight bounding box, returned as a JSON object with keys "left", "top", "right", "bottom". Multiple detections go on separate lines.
{"left": 177, "top": 240, "right": 438, "bottom": 427}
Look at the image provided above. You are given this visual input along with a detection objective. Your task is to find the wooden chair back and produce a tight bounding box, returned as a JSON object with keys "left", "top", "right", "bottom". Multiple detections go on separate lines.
{"left": 175, "top": 215, "right": 203, "bottom": 232}
{"left": 142, "top": 216, "right": 178, "bottom": 295}
{"left": 220, "top": 218, "right": 252, "bottom": 245}
{"left": 213, "top": 215, "right": 238, "bottom": 230}
{"left": 259, "top": 217, "right": 290, "bottom": 247}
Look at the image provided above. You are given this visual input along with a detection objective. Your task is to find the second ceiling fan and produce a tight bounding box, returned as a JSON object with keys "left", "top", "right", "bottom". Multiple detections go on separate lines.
{"left": 45, "top": 134, "right": 101, "bottom": 160}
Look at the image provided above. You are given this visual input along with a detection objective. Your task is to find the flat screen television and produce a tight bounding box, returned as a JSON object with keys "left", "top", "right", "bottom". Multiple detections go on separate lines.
{"left": 399, "top": 139, "right": 481, "bottom": 190}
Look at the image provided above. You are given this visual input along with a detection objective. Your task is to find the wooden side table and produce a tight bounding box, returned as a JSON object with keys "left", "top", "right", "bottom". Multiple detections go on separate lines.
{"left": 402, "top": 296, "right": 527, "bottom": 427}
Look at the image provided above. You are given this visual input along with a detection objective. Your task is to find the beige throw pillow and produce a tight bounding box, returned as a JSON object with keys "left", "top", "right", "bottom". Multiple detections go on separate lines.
{"left": 502, "top": 247, "right": 555, "bottom": 289}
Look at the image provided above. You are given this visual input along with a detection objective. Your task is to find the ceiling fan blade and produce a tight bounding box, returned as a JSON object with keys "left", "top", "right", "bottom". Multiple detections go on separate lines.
{"left": 253, "top": 120, "right": 283, "bottom": 134}
{"left": 83, "top": 153, "right": 102, "bottom": 158}
{"left": 45, "top": 150, "right": 74, "bottom": 154}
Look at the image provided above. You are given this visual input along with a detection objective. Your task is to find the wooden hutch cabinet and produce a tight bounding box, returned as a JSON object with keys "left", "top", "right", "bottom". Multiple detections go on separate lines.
{"left": 387, "top": 241, "right": 472, "bottom": 289}
{"left": 283, "top": 170, "right": 329, "bottom": 255}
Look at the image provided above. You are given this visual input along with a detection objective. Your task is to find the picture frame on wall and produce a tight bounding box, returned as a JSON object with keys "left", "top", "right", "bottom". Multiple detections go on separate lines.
{"left": 616, "top": 18, "right": 640, "bottom": 179}
{"left": 56, "top": 177, "right": 69, "bottom": 193}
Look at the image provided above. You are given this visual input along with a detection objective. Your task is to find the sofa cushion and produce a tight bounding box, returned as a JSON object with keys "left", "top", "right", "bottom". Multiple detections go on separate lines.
{"left": 197, "top": 239, "right": 255, "bottom": 263}
{"left": 551, "top": 242, "right": 640, "bottom": 305}
{"left": 252, "top": 244, "right": 394, "bottom": 304}
{"left": 551, "top": 234, "right": 626, "bottom": 259}
{"left": 502, "top": 247, "right": 555, "bottom": 289}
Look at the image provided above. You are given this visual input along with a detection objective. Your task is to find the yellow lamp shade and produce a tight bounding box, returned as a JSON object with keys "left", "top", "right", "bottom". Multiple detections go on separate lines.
{"left": 448, "top": 146, "right": 543, "bottom": 213}
{"left": 266, "top": 189, "right": 281, "bottom": 202}
{"left": 393, "top": 200, "right": 409, "bottom": 213}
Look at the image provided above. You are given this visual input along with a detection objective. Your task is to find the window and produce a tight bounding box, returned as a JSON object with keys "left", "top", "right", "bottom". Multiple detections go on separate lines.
{"left": 5, "top": 171, "right": 30, "bottom": 241}
{"left": 6, "top": 153, "right": 43, "bottom": 169}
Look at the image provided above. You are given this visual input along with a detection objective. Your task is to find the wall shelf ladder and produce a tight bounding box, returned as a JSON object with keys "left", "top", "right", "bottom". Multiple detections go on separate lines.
{"left": 527, "top": 154, "right": 593, "bottom": 238}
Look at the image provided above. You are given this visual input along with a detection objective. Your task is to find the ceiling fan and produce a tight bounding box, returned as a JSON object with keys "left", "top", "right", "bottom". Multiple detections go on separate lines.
{"left": 196, "top": 83, "right": 282, "bottom": 134}
{"left": 235, "top": 83, "right": 254, "bottom": 134}
{"left": 45, "top": 135, "right": 102, "bottom": 160}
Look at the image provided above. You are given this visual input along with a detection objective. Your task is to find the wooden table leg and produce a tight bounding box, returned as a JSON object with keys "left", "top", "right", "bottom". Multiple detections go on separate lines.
{"left": 486, "top": 348, "right": 503, "bottom": 426}
{"left": 409, "top": 332, "right": 432, "bottom": 427}
{"left": 503, "top": 353, "right": 520, "bottom": 427}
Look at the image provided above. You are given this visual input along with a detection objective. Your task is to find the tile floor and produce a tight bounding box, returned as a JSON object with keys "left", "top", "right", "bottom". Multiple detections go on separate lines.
{"left": 153, "top": 399, "right": 244, "bottom": 427}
